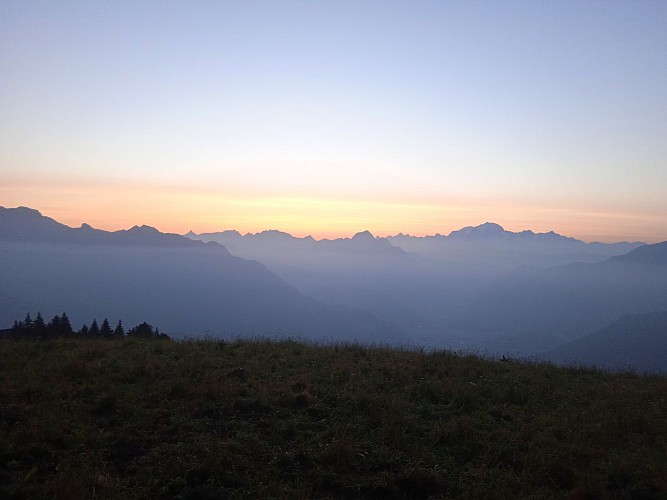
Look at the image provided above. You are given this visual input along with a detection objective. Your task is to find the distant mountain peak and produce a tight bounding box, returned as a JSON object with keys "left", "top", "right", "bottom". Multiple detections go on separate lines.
{"left": 10, "top": 206, "right": 42, "bottom": 216}
{"left": 0, "top": 205, "right": 69, "bottom": 241}
{"left": 352, "top": 230, "right": 375, "bottom": 241}
{"left": 448, "top": 222, "right": 506, "bottom": 238}
{"left": 609, "top": 241, "right": 667, "bottom": 265}
{"left": 443, "top": 222, "right": 584, "bottom": 245}
{"left": 127, "top": 225, "right": 160, "bottom": 234}
{"left": 185, "top": 230, "right": 197, "bottom": 238}
{"left": 250, "top": 230, "right": 295, "bottom": 242}
{"left": 1, "top": 206, "right": 53, "bottom": 222}
{"left": 479, "top": 222, "right": 504, "bottom": 230}
{"left": 258, "top": 229, "right": 292, "bottom": 237}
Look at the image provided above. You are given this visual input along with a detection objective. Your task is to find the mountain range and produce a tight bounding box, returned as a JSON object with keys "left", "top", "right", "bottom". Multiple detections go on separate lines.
{"left": 387, "top": 222, "right": 643, "bottom": 269}
{"left": 2, "top": 205, "right": 666, "bottom": 373}
{"left": 0, "top": 207, "right": 403, "bottom": 342}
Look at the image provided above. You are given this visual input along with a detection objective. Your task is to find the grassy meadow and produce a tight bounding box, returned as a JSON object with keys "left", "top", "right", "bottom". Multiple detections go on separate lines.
{"left": 0, "top": 336, "right": 666, "bottom": 499}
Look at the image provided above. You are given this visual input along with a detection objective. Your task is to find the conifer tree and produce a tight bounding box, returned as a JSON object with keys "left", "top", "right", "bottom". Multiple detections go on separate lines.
{"left": 128, "top": 322, "right": 154, "bottom": 338}
{"left": 33, "top": 312, "right": 46, "bottom": 333}
{"left": 48, "top": 315, "right": 61, "bottom": 335}
{"left": 60, "top": 313, "right": 73, "bottom": 335}
{"left": 79, "top": 324, "right": 89, "bottom": 335}
{"left": 113, "top": 320, "right": 125, "bottom": 337}
{"left": 100, "top": 318, "right": 112, "bottom": 336}
{"left": 23, "top": 313, "right": 33, "bottom": 330}
{"left": 89, "top": 319, "right": 100, "bottom": 336}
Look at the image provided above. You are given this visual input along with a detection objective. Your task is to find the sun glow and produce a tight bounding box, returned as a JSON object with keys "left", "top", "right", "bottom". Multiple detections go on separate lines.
{"left": 1, "top": 180, "right": 664, "bottom": 243}
{"left": 1, "top": 2, "right": 666, "bottom": 244}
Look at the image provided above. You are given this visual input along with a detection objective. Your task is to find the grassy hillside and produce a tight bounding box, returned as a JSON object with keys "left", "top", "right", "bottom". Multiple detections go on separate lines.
{"left": 0, "top": 337, "right": 666, "bottom": 499}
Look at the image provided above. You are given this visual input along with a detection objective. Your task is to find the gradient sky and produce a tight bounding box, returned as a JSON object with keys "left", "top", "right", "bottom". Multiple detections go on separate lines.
{"left": 1, "top": 1, "right": 666, "bottom": 242}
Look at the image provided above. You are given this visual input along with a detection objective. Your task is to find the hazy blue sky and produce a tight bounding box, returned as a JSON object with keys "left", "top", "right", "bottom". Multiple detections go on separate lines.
{"left": 1, "top": 1, "right": 666, "bottom": 241}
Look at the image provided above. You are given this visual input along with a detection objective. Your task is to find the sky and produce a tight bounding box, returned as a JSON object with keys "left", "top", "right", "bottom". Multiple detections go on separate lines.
{"left": 1, "top": 1, "right": 666, "bottom": 242}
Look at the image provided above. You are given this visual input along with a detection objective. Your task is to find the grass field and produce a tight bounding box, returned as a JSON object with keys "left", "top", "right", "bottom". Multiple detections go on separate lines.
{"left": 1, "top": 336, "right": 666, "bottom": 499}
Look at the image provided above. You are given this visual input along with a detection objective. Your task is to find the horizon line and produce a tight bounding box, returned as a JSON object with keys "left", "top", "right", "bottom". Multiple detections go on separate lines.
{"left": 3, "top": 205, "right": 653, "bottom": 245}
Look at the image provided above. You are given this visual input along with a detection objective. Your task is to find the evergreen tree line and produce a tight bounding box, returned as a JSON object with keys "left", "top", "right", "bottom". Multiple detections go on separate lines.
{"left": 9, "top": 312, "right": 169, "bottom": 339}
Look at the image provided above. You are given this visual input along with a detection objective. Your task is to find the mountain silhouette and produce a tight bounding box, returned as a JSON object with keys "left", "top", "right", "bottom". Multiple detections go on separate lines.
{"left": 0, "top": 206, "right": 405, "bottom": 342}
{"left": 186, "top": 228, "right": 436, "bottom": 334}
{"left": 607, "top": 241, "right": 667, "bottom": 265}
{"left": 543, "top": 311, "right": 667, "bottom": 374}
{"left": 459, "top": 240, "right": 667, "bottom": 343}
{"left": 4, "top": 205, "right": 664, "bottom": 370}
{"left": 0, "top": 206, "right": 215, "bottom": 248}
{"left": 448, "top": 222, "right": 508, "bottom": 239}
{"left": 187, "top": 222, "right": 652, "bottom": 352}
{"left": 387, "top": 223, "right": 643, "bottom": 270}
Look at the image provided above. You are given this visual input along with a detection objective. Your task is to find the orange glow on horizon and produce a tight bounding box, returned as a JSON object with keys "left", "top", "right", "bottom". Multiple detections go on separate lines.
{"left": 1, "top": 182, "right": 665, "bottom": 244}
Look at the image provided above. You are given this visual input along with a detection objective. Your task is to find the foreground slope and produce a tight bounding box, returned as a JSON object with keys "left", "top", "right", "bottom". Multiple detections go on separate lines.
{"left": 0, "top": 207, "right": 403, "bottom": 342}
{"left": 0, "top": 337, "right": 665, "bottom": 499}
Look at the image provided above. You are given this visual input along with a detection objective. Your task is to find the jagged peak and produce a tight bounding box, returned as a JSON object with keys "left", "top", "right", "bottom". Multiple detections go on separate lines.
{"left": 127, "top": 224, "right": 160, "bottom": 234}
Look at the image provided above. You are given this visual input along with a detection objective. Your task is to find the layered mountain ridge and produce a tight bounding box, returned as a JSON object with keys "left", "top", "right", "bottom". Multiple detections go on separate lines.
{"left": 544, "top": 311, "right": 667, "bottom": 374}
{"left": 0, "top": 206, "right": 403, "bottom": 342}
{"left": 3, "top": 205, "right": 666, "bottom": 374}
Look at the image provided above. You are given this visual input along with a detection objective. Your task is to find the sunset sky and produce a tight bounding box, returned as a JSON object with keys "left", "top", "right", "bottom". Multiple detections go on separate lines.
{"left": 1, "top": 1, "right": 666, "bottom": 242}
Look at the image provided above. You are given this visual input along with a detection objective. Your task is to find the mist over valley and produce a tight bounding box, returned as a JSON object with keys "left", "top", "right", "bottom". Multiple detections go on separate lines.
{"left": 2, "top": 205, "right": 665, "bottom": 374}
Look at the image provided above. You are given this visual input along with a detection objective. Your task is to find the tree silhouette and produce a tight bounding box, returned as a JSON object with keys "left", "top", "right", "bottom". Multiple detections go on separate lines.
{"left": 8, "top": 312, "right": 167, "bottom": 340}
{"left": 48, "top": 315, "right": 61, "bottom": 335}
{"left": 46, "top": 313, "right": 74, "bottom": 336}
{"left": 89, "top": 320, "right": 100, "bottom": 336}
{"left": 59, "top": 313, "right": 73, "bottom": 335}
{"left": 100, "top": 318, "right": 113, "bottom": 336}
{"left": 33, "top": 312, "right": 46, "bottom": 333}
{"left": 113, "top": 320, "right": 125, "bottom": 337}
{"left": 127, "top": 322, "right": 154, "bottom": 338}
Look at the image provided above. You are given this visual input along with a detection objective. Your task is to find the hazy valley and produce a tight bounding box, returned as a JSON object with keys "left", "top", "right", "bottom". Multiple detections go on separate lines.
{"left": 2, "top": 205, "right": 665, "bottom": 374}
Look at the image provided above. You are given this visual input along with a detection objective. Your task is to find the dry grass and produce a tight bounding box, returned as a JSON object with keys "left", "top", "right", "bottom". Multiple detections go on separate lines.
{"left": 0, "top": 337, "right": 666, "bottom": 499}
